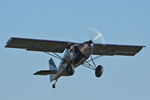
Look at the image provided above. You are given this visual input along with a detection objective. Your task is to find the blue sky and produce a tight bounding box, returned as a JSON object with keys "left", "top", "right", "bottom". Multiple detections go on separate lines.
{"left": 0, "top": 0, "right": 149, "bottom": 100}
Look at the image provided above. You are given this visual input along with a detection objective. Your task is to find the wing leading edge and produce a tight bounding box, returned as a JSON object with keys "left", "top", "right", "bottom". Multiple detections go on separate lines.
{"left": 92, "top": 43, "right": 145, "bottom": 56}
{"left": 5, "top": 37, "right": 73, "bottom": 53}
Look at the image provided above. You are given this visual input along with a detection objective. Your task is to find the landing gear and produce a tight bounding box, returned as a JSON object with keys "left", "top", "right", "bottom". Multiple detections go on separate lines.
{"left": 52, "top": 84, "right": 56, "bottom": 88}
{"left": 66, "top": 63, "right": 75, "bottom": 76}
{"left": 82, "top": 56, "right": 104, "bottom": 78}
{"left": 95, "top": 65, "right": 103, "bottom": 77}
{"left": 52, "top": 79, "right": 58, "bottom": 89}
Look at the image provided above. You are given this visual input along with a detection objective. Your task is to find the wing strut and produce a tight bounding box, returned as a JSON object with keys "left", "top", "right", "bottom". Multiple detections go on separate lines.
{"left": 27, "top": 44, "right": 66, "bottom": 62}
{"left": 81, "top": 56, "right": 103, "bottom": 70}
{"left": 86, "top": 55, "right": 103, "bottom": 63}
{"left": 91, "top": 56, "right": 97, "bottom": 69}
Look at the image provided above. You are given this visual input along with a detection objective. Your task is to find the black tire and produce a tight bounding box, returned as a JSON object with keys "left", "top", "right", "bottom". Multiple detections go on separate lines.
{"left": 52, "top": 84, "right": 55, "bottom": 88}
{"left": 95, "top": 65, "right": 103, "bottom": 77}
{"left": 66, "top": 63, "right": 75, "bottom": 75}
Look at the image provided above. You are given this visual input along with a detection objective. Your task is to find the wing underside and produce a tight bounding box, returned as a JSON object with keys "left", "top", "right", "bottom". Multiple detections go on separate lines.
{"left": 5, "top": 37, "right": 72, "bottom": 53}
{"left": 5, "top": 37, "right": 145, "bottom": 56}
{"left": 92, "top": 43, "right": 145, "bottom": 56}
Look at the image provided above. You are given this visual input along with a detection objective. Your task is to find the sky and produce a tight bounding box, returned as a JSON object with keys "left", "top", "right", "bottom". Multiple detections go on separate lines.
{"left": 0, "top": 0, "right": 150, "bottom": 100}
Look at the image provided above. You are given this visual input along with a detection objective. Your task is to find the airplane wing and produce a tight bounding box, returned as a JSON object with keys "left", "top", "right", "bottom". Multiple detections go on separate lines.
{"left": 92, "top": 43, "right": 145, "bottom": 56}
{"left": 5, "top": 37, "right": 145, "bottom": 56}
{"left": 5, "top": 37, "right": 73, "bottom": 53}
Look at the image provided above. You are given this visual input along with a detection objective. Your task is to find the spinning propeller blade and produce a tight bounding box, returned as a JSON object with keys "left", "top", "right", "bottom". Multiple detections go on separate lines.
{"left": 88, "top": 27, "right": 105, "bottom": 45}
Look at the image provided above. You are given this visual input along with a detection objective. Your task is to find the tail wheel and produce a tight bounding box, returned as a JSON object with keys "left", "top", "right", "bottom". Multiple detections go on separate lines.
{"left": 52, "top": 84, "right": 55, "bottom": 88}
{"left": 95, "top": 65, "right": 103, "bottom": 77}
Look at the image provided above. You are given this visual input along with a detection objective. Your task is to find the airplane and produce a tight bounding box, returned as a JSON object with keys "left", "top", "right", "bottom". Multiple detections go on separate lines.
{"left": 5, "top": 36, "right": 145, "bottom": 88}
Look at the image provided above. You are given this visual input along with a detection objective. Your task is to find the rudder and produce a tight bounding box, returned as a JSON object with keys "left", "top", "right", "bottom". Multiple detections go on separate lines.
{"left": 49, "top": 58, "right": 57, "bottom": 82}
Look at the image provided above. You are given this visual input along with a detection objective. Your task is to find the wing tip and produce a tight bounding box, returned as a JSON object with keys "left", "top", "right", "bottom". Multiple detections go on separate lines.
{"left": 5, "top": 37, "right": 14, "bottom": 48}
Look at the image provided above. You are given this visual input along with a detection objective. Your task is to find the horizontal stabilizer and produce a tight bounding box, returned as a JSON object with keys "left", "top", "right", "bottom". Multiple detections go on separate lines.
{"left": 34, "top": 70, "right": 57, "bottom": 75}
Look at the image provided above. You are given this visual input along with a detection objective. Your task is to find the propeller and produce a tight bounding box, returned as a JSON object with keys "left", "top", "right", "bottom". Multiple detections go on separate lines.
{"left": 85, "top": 27, "right": 105, "bottom": 70}
{"left": 88, "top": 27, "right": 105, "bottom": 45}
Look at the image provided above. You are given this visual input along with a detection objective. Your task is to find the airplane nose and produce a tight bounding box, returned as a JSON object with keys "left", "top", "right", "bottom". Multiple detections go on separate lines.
{"left": 86, "top": 40, "right": 94, "bottom": 47}
{"left": 78, "top": 40, "right": 94, "bottom": 56}
{"left": 87, "top": 40, "right": 93, "bottom": 43}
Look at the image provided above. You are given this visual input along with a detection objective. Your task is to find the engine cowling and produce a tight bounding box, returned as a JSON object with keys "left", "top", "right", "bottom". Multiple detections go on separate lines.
{"left": 66, "top": 63, "right": 75, "bottom": 76}
{"left": 95, "top": 65, "right": 103, "bottom": 77}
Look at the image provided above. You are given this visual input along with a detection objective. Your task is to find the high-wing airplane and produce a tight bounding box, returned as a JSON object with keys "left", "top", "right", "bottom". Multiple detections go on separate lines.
{"left": 5, "top": 37, "right": 145, "bottom": 88}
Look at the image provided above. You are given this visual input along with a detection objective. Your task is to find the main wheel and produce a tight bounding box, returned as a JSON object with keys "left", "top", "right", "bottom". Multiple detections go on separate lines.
{"left": 66, "top": 63, "right": 75, "bottom": 76}
{"left": 95, "top": 65, "right": 103, "bottom": 77}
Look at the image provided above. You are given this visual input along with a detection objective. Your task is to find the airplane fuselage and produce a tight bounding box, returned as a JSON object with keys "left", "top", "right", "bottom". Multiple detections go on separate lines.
{"left": 55, "top": 40, "right": 94, "bottom": 79}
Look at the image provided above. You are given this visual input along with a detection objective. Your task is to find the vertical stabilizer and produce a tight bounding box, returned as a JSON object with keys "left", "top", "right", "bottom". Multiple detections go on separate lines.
{"left": 49, "top": 58, "right": 57, "bottom": 82}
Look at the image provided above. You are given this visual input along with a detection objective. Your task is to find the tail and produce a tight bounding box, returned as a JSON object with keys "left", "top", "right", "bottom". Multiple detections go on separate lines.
{"left": 33, "top": 58, "right": 57, "bottom": 82}
{"left": 49, "top": 58, "right": 57, "bottom": 82}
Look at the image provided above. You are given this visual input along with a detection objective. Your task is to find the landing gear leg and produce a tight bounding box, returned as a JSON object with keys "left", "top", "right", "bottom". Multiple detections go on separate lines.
{"left": 52, "top": 79, "right": 58, "bottom": 89}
